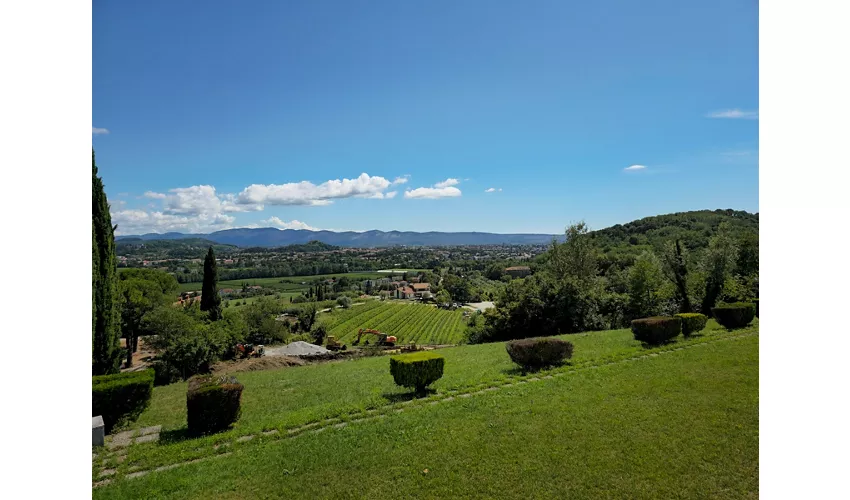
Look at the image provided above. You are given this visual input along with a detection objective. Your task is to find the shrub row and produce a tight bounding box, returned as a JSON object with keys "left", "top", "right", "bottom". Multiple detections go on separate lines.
{"left": 631, "top": 316, "right": 682, "bottom": 345}
{"left": 506, "top": 337, "right": 574, "bottom": 370}
{"left": 92, "top": 369, "right": 154, "bottom": 433}
{"left": 187, "top": 374, "right": 244, "bottom": 435}
{"left": 675, "top": 313, "right": 708, "bottom": 337}
{"left": 712, "top": 302, "right": 756, "bottom": 329}
{"left": 389, "top": 352, "right": 445, "bottom": 393}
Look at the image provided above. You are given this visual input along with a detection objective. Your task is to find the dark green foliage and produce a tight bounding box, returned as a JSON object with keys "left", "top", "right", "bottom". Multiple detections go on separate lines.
{"left": 630, "top": 316, "right": 682, "bottom": 345}
{"left": 118, "top": 269, "right": 179, "bottom": 367}
{"left": 186, "top": 375, "right": 244, "bottom": 435}
{"left": 92, "top": 369, "right": 154, "bottom": 433}
{"left": 753, "top": 298, "right": 759, "bottom": 317}
{"left": 592, "top": 209, "right": 759, "bottom": 257}
{"left": 661, "top": 239, "right": 693, "bottom": 313}
{"left": 675, "top": 313, "right": 708, "bottom": 336}
{"left": 201, "top": 247, "right": 223, "bottom": 321}
{"left": 736, "top": 233, "right": 759, "bottom": 277}
{"left": 711, "top": 302, "right": 756, "bottom": 329}
{"left": 389, "top": 352, "right": 445, "bottom": 393}
{"left": 312, "top": 325, "right": 328, "bottom": 345}
{"left": 506, "top": 337, "right": 574, "bottom": 370}
{"left": 144, "top": 307, "right": 247, "bottom": 382}
{"left": 92, "top": 151, "right": 122, "bottom": 375}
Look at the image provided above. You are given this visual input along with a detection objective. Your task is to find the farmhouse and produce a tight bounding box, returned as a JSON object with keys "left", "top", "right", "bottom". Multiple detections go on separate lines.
{"left": 505, "top": 265, "right": 531, "bottom": 278}
{"left": 411, "top": 283, "right": 431, "bottom": 297}
{"left": 395, "top": 286, "right": 416, "bottom": 299}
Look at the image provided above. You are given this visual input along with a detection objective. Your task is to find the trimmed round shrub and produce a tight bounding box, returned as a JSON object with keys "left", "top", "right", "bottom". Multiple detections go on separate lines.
{"left": 506, "top": 337, "right": 574, "bottom": 370}
{"left": 389, "top": 352, "right": 445, "bottom": 393}
{"left": 187, "top": 374, "right": 244, "bottom": 435}
{"left": 675, "top": 313, "right": 708, "bottom": 337}
{"left": 92, "top": 369, "right": 154, "bottom": 433}
{"left": 631, "top": 316, "right": 682, "bottom": 345}
{"left": 712, "top": 302, "right": 756, "bottom": 329}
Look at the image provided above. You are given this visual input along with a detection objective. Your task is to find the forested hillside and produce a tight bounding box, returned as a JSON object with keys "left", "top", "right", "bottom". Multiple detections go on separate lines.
{"left": 592, "top": 209, "right": 758, "bottom": 253}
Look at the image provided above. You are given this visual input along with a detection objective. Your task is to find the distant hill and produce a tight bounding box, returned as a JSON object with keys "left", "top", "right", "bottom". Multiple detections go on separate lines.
{"left": 115, "top": 238, "right": 237, "bottom": 258}
{"left": 115, "top": 209, "right": 758, "bottom": 249}
{"left": 117, "top": 228, "right": 562, "bottom": 248}
{"left": 590, "top": 209, "right": 758, "bottom": 257}
{"left": 242, "top": 241, "right": 340, "bottom": 253}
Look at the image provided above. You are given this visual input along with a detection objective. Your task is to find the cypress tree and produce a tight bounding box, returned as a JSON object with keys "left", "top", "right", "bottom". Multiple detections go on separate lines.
{"left": 92, "top": 150, "right": 122, "bottom": 375}
{"left": 201, "top": 246, "right": 223, "bottom": 320}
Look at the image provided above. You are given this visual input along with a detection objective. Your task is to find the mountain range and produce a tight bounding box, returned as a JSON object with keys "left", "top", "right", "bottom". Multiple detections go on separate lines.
{"left": 116, "top": 228, "right": 562, "bottom": 247}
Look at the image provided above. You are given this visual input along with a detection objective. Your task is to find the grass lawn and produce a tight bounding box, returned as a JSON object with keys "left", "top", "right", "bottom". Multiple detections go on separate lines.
{"left": 94, "top": 328, "right": 758, "bottom": 499}
{"left": 96, "top": 320, "right": 757, "bottom": 484}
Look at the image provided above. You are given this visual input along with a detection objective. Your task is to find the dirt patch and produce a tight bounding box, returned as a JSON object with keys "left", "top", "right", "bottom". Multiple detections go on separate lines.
{"left": 212, "top": 356, "right": 305, "bottom": 375}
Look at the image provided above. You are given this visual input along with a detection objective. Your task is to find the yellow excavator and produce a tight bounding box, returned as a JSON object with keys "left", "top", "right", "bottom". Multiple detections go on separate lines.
{"left": 352, "top": 329, "right": 397, "bottom": 347}
{"left": 325, "top": 335, "right": 347, "bottom": 351}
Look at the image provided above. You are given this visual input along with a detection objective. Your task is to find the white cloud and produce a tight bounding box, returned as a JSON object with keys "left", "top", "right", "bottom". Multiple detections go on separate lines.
{"left": 262, "top": 217, "right": 319, "bottom": 231}
{"left": 484, "top": 187, "right": 502, "bottom": 193}
{"left": 111, "top": 209, "right": 235, "bottom": 235}
{"left": 392, "top": 176, "right": 410, "bottom": 185}
{"left": 143, "top": 191, "right": 167, "bottom": 199}
{"left": 92, "top": 127, "right": 109, "bottom": 135}
{"left": 623, "top": 165, "right": 647, "bottom": 172}
{"left": 405, "top": 178, "right": 463, "bottom": 199}
{"left": 706, "top": 109, "right": 759, "bottom": 120}
{"left": 385, "top": 191, "right": 398, "bottom": 199}
{"left": 404, "top": 187, "right": 462, "bottom": 199}
{"left": 434, "top": 178, "right": 460, "bottom": 189}
{"left": 235, "top": 173, "right": 393, "bottom": 206}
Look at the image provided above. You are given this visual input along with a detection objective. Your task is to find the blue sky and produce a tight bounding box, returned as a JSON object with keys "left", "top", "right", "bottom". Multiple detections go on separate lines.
{"left": 93, "top": 0, "right": 758, "bottom": 235}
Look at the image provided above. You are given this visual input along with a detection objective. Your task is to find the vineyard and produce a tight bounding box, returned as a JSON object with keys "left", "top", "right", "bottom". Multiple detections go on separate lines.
{"left": 319, "top": 301, "right": 467, "bottom": 345}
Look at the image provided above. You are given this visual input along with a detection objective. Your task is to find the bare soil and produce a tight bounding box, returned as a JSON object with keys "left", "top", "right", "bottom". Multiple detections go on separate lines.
{"left": 211, "top": 356, "right": 305, "bottom": 375}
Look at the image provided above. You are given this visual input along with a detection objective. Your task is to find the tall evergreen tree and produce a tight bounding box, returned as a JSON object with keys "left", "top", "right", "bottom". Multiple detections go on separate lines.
{"left": 92, "top": 150, "right": 122, "bottom": 374}
{"left": 201, "top": 246, "right": 223, "bottom": 320}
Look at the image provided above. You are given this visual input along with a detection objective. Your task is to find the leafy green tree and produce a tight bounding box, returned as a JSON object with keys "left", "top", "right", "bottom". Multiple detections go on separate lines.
{"left": 700, "top": 223, "right": 738, "bottom": 314}
{"left": 661, "top": 239, "right": 693, "bottom": 313}
{"left": 92, "top": 151, "right": 122, "bottom": 375}
{"left": 201, "top": 247, "right": 222, "bottom": 321}
{"left": 547, "top": 221, "right": 597, "bottom": 282}
{"left": 436, "top": 289, "right": 451, "bottom": 304}
{"left": 337, "top": 296, "right": 352, "bottom": 309}
{"left": 627, "top": 251, "right": 663, "bottom": 319}
{"left": 119, "top": 278, "right": 166, "bottom": 367}
{"left": 443, "top": 273, "right": 471, "bottom": 303}
{"left": 297, "top": 303, "right": 318, "bottom": 332}
{"left": 736, "top": 232, "right": 759, "bottom": 277}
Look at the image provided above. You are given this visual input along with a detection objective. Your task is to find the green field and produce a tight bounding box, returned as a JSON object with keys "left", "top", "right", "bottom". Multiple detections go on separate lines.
{"left": 176, "top": 272, "right": 386, "bottom": 295}
{"left": 93, "top": 319, "right": 758, "bottom": 499}
{"left": 318, "top": 301, "right": 467, "bottom": 345}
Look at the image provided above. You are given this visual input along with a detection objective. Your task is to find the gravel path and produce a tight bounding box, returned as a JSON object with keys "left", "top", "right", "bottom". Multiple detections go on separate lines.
{"left": 265, "top": 341, "right": 330, "bottom": 357}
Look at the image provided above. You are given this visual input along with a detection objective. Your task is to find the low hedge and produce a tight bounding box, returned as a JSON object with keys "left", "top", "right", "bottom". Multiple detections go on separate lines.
{"left": 92, "top": 369, "right": 154, "bottom": 433}
{"left": 631, "top": 316, "right": 682, "bottom": 345}
{"left": 675, "top": 313, "right": 708, "bottom": 337}
{"left": 187, "top": 374, "right": 244, "bottom": 435}
{"left": 389, "top": 352, "right": 445, "bottom": 393}
{"left": 506, "top": 337, "right": 574, "bottom": 370}
{"left": 712, "top": 302, "right": 756, "bottom": 329}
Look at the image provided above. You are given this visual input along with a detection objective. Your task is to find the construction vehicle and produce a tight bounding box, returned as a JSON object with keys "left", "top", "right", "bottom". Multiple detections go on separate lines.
{"left": 236, "top": 343, "right": 264, "bottom": 358}
{"left": 325, "top": 335, "right": 347, "bottom": 351}
{"left": 401, "top": 341, "right": 421, "bottom": 353}
{"left": 352, "top": 329, "right": 397, "bottom": 347}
